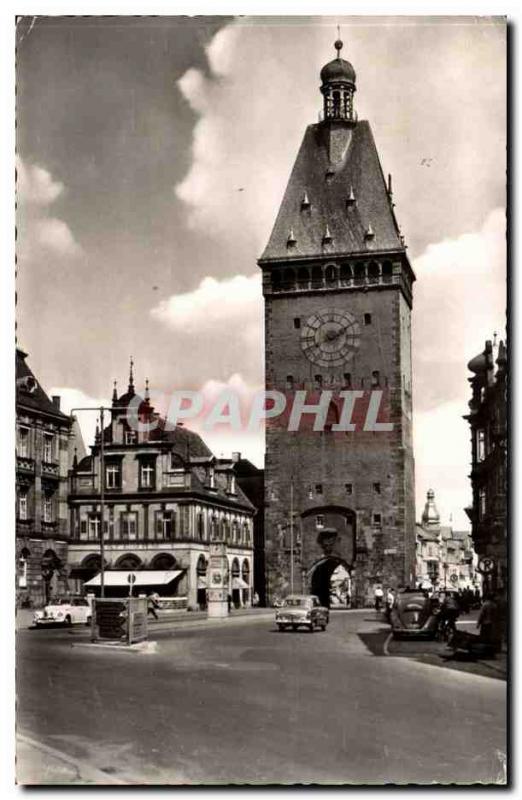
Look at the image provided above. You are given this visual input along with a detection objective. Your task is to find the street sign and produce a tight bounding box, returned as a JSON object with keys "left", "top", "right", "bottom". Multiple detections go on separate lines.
{"left": 450, "top": 573, "right": 458, "bottom": 585}
{"left": 477, "top": 557, "right": 496, "bottom": 575}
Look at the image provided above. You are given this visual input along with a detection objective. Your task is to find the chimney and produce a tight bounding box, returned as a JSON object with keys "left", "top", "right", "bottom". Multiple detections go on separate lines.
{"left": 52, "top": 395, "right": 61, "bottom": 410}
{"left": 232, "top": 452, "right": 241, "bottom": 463}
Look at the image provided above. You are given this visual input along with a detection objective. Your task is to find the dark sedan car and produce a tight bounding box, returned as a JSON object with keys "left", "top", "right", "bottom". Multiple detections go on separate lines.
{"left": 390, "top": 590, "right": 439, "bottom": 639}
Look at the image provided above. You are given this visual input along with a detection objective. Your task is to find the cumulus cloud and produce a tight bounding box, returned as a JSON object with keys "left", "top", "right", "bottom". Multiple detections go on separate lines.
{"left": 151, "top": 272, "right": 261, "bottom": 334}
{"left": 17, "top": 156, "right": 83, "bottom": 259}
{"left": 412, "top": 207, "right": 506, "bottom": 411}
{"left": 50, "top": 386, "right": 110, "bottom": 450}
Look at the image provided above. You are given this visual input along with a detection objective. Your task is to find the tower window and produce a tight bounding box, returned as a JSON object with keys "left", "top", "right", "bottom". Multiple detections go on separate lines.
{"left": 293, "top": 317, "right": 301, "bottom": 329}
{"left": 314, "top": 375, "right": 323, "bottom": 388}
{"left": 316, "top": 515, "right": 325, "bottom": 529}
{"left": 286, "top": 375, "right": 294, "bottom": 390}
{"left": 372, "top": 513, "right": 382, "bottom": 528}
{"left": 343, "top": 373, "right": 352, "bottom": 387}
{"left": 371, "top": 371, "right": 380, "bottom": 387}
{"left": 373, "top": 482, "right": 381, "bottom": 494}
{"left": 345, "top": 483, "right": 353, "bottom": 495}
{"left": 315, "top": 484, "right": 323, "bottom": 495}
{"left": 364, "top": 313, "right": 372, "bottom": 326}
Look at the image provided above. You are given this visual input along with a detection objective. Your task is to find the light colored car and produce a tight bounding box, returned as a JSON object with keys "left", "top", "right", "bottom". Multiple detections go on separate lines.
{"left": 33, "top": 596, "right": 93, "bottom": 628}
{"left": 275, "top": 594, "right": 329, "bottom": 632}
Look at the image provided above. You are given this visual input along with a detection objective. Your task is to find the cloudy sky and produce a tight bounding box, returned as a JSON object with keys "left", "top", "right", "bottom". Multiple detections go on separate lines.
{"left": 16, "top": 15, "right": 506, "bottom": 528}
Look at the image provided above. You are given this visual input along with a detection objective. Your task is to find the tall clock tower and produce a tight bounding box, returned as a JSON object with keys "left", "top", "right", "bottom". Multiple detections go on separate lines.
{"left": 259, "top": 40, "right": 416, "bottom": 607}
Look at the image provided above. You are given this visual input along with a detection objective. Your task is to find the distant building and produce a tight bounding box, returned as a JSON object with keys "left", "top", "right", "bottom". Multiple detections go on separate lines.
{"left": 67, "top": 363, "right": 256, "bottom": 609}
{"left": 233, "top": 456, "right": 265, "bottom": 604}
{"left": 416, "top": 489, "right": 479, "bottom": 592}
{"left": 16, "top": 348, "right": 80, "bottom": 607}
{"left": 464, "top": 338, "right": 508, "bottom": 593}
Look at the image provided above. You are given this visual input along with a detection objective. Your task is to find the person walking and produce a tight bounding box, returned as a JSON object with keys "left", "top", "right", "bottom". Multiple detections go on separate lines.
{"left": 477, "top": 593, "right": 501, "bottom": 653}
{"left": 147, "top": 592, "right": 160, "bottom": 620}
{"left": 385, "top": 588, "right": 395, "bottom": 622}
{"left": 374, "top": 585, "right": 384, "bottom": 612}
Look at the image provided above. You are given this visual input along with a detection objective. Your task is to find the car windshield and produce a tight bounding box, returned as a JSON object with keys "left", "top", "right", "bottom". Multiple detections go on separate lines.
{"left": 283, "top": 597, "right": 310, "bottom": 608}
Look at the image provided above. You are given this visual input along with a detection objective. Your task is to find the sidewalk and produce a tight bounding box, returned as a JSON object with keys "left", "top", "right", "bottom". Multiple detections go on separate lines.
{"left": 16, "top": 605, "right": 274, "bottom": 632}
{"left": 16, "top": 733, "right": 127, "bottom": 785}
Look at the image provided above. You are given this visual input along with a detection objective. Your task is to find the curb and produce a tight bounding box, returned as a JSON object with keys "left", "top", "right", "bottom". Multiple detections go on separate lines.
{"left": 17, "top": 733, "right": 129, "bottom": 785}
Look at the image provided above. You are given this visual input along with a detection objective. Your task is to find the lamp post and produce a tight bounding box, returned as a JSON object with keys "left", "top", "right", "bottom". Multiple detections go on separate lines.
{"left": 289, "top": 480, "right": 294, "bottom": 594}
{"left": 71, "top": 406, "right": 109, "bottom": 598}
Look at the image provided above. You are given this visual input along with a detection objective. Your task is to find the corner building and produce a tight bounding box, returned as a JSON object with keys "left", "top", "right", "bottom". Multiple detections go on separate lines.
{"left": 259, "top": 41, "right": 416, "bottom": 606}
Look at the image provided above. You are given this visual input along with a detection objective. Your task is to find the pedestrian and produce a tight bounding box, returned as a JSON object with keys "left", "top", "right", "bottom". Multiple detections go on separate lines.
{"left": 147, "top": 592, "right": 160, "bottom": 620}
{"left": 374, "top": 584, "right": 384, "bottom": 612}
{"left": 438, "top": 591, "right": 460, "bottom": 642}
{"left": 477, "top": 593, "right": 501, "bottom": 653}
{"left": 385, "top": 588, "right": 395, "bottom": 622}
{"left": 252, "top": 591, "right": 260, "bottom": 607}
{"left": 227, "top": 593, "right": 232, "bottom": 612}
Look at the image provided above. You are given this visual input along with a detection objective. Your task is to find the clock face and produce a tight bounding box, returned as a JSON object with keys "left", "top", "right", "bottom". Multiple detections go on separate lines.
{"left": 301, "top": 308, "right": 361, "bottom": 367}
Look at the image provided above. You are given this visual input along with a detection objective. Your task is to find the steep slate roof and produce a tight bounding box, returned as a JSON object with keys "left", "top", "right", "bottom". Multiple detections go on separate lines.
{"left": 260, "top": 121, "right": 403, "bottom": 262}
{"left": 149, "top": 419, "right": 213, "bottom": 459}
{"left": 16, "top": 348, "right": 70, "bottom": 423}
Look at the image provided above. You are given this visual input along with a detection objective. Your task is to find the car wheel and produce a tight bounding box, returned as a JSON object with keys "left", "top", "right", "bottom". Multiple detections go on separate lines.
{"left": 320, "top": 624, "right": 327, "bottom": 631}
{"left": 308, "top": 624, "right": 314, "bottom": 633}
{"left": 86, "top": 616, "right": 92, "bottom": 627}
{"left": 291, "top": 624, "right": 298, "bottom": 632}
{"left": 64, "top": 615, "right": 72, "bottom": 626}
{"left": 277, "top": 624, "right": 286, "bottom": 632}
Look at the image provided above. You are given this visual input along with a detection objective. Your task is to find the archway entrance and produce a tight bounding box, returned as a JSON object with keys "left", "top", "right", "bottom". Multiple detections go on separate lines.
{"left": 310, "top": 557, "right": 352, "bottom": 608}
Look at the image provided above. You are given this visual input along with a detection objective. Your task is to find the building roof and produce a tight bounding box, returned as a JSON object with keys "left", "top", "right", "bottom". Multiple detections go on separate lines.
{"left": 320, "top": 55, "right": 356, "bottom": 85}
{"left": 16, "top": 348, "right": 70, "bottom": 423}
{"left": 259, "top": 121, "right": 404, "bottom": 262}
{"left": 149, "top": 420, "right": 213, "bottom": 459}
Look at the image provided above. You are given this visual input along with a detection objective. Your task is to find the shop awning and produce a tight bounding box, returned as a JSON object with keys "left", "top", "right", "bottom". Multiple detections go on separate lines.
{"left": 84, "top": 570, "right": 183, "bottom": 588}
{"left": 232, "top": 577, "right": 249, "bottom": 590}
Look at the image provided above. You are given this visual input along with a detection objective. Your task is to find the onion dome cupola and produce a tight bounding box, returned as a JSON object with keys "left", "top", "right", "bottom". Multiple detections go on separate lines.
{"left": 421, "top": 489, "right": 441, "bottom": 529}
{"left": 320, "top": 38, "right": 357, "bottom": 123}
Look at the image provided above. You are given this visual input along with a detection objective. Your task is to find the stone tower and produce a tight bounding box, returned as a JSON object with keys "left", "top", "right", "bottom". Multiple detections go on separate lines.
{"left": 258, "top": 39, "right": 416, "bottom": 607}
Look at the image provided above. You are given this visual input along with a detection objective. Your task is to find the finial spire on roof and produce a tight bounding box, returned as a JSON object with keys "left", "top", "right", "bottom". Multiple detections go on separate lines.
{"left": 335, "top": 27, "right": 343, "bottom": 58}
{"left": 145, "top": 378, "right": 150, "bottom": 402}
{"left": 112, "top": 380, "right": 118, "bottom": 403}
{"left": 128, "top": 356, "right": 135, "bottom": 395}
{"left": 323, "top": 224, "right": 333, "bottom": 244}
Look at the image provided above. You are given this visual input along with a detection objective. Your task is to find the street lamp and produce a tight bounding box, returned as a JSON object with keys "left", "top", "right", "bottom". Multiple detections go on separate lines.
{"left": 71, "top": 405, "right": 109, "bottom": 598}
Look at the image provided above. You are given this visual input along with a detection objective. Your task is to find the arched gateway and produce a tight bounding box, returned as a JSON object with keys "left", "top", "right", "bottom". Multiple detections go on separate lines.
{"left": 301, "top": 507, "right": 356, "bottom": 608}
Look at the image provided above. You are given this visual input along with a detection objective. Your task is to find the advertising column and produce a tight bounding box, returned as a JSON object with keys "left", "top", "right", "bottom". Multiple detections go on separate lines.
{"left": 207, "top": 527, "right": 229, "bottom": 618}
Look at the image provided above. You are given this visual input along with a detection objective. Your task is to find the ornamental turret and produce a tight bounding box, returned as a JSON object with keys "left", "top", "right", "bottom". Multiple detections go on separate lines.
{"left": 320, "top": 38, "right": 357, "bottom": 124}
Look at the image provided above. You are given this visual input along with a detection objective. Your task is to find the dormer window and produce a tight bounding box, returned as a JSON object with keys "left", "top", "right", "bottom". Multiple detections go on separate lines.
{"left": 125, "top": 430, "right": 137, "bottom": 445}
{"left": 208, "top": 466, "right": 216, "bottom": 490}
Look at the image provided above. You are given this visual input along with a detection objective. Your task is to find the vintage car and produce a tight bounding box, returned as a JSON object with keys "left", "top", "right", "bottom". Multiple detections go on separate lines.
{"left": 390, "top": 590, "right": 439, "bottom": 639}
{"left": 275, "top": 594, "right": 329, "bottom": 632}
{"left": 33, "top": 596, "right": 93, "bottom": 628}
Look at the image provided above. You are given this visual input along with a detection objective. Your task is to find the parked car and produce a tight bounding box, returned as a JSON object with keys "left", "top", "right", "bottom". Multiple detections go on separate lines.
{"left": 275, "top": 594, "right": 329, "bottom": 632}
{"left": 33, "top": 596, "right": 93, "bottom": 628}
{"left": 390, "top": 590, "right": 439, "bottom": 639}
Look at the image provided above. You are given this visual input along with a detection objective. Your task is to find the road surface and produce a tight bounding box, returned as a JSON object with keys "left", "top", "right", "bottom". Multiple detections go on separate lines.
{"left": 16, "top": 610, "right": 507, "bottom": 785}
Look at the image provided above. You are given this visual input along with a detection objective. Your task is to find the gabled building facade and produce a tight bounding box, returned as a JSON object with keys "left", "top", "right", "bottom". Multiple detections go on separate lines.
{"left": 464, "top": 338, "right": 507, "bottom": 593}
{"left": 67, "top": 364, "right": 256, "bottom": 609}
{"left": 416, "top": 489, "right": 479, "bottom": 592}
{"left": 16, "top": 348, "right": 75, "bottom": 606}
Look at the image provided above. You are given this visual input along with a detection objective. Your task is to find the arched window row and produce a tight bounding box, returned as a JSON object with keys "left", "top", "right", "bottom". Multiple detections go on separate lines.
{"left": 269, "top": 260, "right": 395, "bottom": 292}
